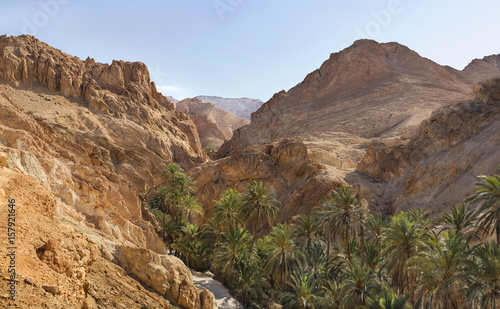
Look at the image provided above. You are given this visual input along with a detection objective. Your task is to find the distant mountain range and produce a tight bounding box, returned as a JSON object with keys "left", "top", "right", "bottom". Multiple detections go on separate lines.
{"left": 176, "top": 98, "right": 249, "bottom": 148}
{"left": 195, "top": 96, "right": 263, "bottom": 120}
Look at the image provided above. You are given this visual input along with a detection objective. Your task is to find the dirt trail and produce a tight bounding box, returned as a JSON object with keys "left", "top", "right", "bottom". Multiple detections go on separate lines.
{"left": 192, "top": 273, "right": 244, "bottom": 309}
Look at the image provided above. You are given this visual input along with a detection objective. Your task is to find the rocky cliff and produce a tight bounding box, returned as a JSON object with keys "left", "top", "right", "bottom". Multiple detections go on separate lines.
{"left": 189, "top": 138, "right": 345, "bottom": 227}
{"left": 0, "top": 35, "right": 213, "bottom": 308}
{"left": 177, "top": 97, "right": 249, "bottom": 148}
{"left": 218, "top": 40, "right": 478, "bottom": 157}
{"left": 353, "top": 78, "right": 500, "bottom": 216}
{"left": 191, "top": 40, "right": 500, "bottom": 224}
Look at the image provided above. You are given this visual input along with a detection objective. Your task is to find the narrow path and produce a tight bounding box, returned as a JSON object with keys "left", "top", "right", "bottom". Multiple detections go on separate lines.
{"left": 192, "top": 273, "right": 244, "bottom": 309}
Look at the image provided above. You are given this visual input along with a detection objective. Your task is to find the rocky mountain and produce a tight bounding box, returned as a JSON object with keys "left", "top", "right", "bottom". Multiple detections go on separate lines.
{"left": 463, "top": 54, "right": 500, "bottom": 82}
{"left": 189, "top": 40, "right": 500, "bottom": 225}
{"left": 353, "top": 78, "right": 500, "bottom": 216}
{"left": 177, "top": 97, "right": 249, "bottom": 148}
{"left": 166, "top": 95, "right": 180, "bottom": 103}
{"left": 219, "top": 40, "right": 484, "bottom": 156}
{"left": 196, "top": 95, "right": 263, "bottom": 120}
{"left": 0, "top": 35, "right": 213, "bottom": 308}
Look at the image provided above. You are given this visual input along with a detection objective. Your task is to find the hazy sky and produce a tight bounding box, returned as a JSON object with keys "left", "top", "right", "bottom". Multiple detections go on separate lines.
{"left": 2, "top": 1, "right": 500, "bottom": 101}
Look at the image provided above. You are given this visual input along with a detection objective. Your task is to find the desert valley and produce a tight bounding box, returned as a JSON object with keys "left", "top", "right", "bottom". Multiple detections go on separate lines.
{"left": 0, "top": 33, "right": 499, "bottom": 309}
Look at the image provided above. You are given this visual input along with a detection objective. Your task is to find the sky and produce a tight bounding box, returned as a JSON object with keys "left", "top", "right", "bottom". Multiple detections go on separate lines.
{"left": 2, "top": 1, "right": 500, "bottom": 102}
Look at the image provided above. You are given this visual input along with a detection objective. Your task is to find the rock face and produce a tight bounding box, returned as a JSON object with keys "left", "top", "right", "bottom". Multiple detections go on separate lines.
{"left": 189, "top": 138, "right": 345, "bottom": 226}
{"left": 0, "top": 35, "right": 213, "bottom": 308}
{"left": 0, "top": 35, "right": 206, "bottom": 254}
{"left": 0, "top": 169, "right": 171, "bottom": 308}
{"left": 177, "top": 97, "right": 249, "bottom": 148}
{"left": 114, "top": 246, "right": 215, "bottom": 309}
{"left": 463, "top": 54, "right": 500, "bottom": 83}
{"left": 354, "top": 78, "right": 500, "bottom": 216}
{"left": 192, "top": 40, "right": 500, "bottom": 225}
{"left": 196, "top": 95, "right": 263, "bottom": 120}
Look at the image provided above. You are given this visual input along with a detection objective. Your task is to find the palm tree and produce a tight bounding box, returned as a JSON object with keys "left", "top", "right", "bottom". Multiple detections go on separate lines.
{"left": 295, "top": 214, "right": 322, "bottom": 250}
{"left": 263, "top": 223, "right": 304, "bottom": 289}
{"left": 365, "top": 213, "right": 388, "bottom": 244}
{"left": 381, "top": 210, "right": 430, "bottom": 295}
{"left": 314, "top": 185, "right": 364, "bottom": 262}
{"left": 212, "top": 227, "right": 256, "bottom": 277}
{"left": 466, "top": 168, "right": 500, "bottom": 242}
{"left": 339, "top": 258, "right": 379, "bottom": 308}
{"left": 173, "top": 172, "right": 197, "bottom": 196}
{"left": 465, "top": 241, "right": 500, "bottom": 309}
{"left": 232, "top": 261, "right": 267, "bottom": 307}
{"left": 161, "top": 163, "right": 182, "bottom": 184}
{"left": 180, "top": 195, "right": 204, "bottom": 223}
{"left": 280, "top": 273, "right": 321, "bottom": 309}
{"left": 410, "top": 231, "right": 471, "bottom": 309}
{"left": 211, "top": 189, "right": 245, "bottom": 233}
{"left": 173, "top": 223, "right": 204, "bottom": 268}
{"left": 241, "top": 181, "right": 279, "bottom": 240}
{"left": 367, "top": 286, "right": 411, "bottom": 309}
{"left": 162, "top": 217, "right": 184, "bottom": 254}
{"left": 440, "top": 203, "right": 478, "bottom": 237}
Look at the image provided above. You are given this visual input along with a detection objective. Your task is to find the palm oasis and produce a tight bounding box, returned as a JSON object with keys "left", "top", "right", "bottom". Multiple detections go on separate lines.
{"left": 147, "top": 164, "right": 500, "bottom": 309}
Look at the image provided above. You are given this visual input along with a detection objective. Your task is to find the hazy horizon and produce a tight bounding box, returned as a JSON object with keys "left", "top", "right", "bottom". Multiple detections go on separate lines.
{"left": 3, "top": 0, "right": 500, "bottom": 101}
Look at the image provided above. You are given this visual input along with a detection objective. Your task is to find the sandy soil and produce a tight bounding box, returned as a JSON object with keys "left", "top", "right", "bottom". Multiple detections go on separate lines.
{"left": 192, "top": 273, "right": 244, "bottom": 309}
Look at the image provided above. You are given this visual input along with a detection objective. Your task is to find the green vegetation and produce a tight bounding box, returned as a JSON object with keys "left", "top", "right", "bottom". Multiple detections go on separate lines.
{"left": 204, "top": 146, "right": 218, "bottom": 153}
{"left": 148, "top": 164, "right": 500, "bottom": 309}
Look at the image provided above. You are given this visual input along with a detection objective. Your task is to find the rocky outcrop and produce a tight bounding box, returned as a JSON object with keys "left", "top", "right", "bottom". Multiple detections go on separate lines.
{"left": 0, "top": 35, "right": 207, "bottom": 255}
{"left": 196, "top": 96, "right": 263, "bottom": 120}
{"left": 209, "top": 40, "right": 500, "bottom": 222}
{"left": 177, "top": 97, "right": 249, "bottom": 148}
{"left": 354, "top": 78, "right": 500, "bottom": 216}
{"left": 218, "top": 40, "right": 479, "bottom": 159}
{"left": 114, "top": 246, "right": 215, "bottom": 309}
{"left": 0, "top": 35, "right": 211, "bottom": 308}
{"left": 189, "top": 139, "right": 345, "bottom": 226}
{"left": 0, "top": 169, "right": 171, "bottom": 308}
{"left": 463, "top": 54, "right": 500, "bottom": 83}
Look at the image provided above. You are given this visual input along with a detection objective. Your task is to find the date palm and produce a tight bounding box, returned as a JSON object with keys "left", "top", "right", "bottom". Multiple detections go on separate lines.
{"left": 440, "top": 203, "right": 478, "bottom": 237}
{"left": 410, "top": 231, "right": 471, "bottom": 309}
{"left": 263, "top": 223, "right": 304, "bottom": 289}
{"left": 295, "top": 214, "right": 322, "bottom": 250}
{"left": 339, "top": 258, "right": 379, "bottom": 308}
{"left": 212, "top": 227, "right": 256, "bottom": 277}
{"left": 381, "top": 210, "right": 430, "bottom": 295}
{"left": 367, "top": 286, "right": 411, "bottom": 309}
{"left": 232, "top": 260, "right": 267, "bottom": 307}
{"left": 161, "top": 163, "right": 182, "bottom": 184}
{"left": 241, "top": 181, "right": 279, "bottom": 240}
{"left": 314, "top": 185, "right": 364, "bottom": 262}
{"left": 173, "top": 223, "right": 207, "bottom": 269}
{"left": 280, "top": 272, "right": 321, "bottom": 309}
{"left": 465, "top": 241, "right": 500, "bottom": 309}
{"left": 180, "top": 195, "right": 204, "bottom": 223}
{"left": 211, "top": 189, "right": 245, "bottom": 233}
{"left": 173, "top": 172, "right": 197, "bottom": 196}
{"left": 365, "top": 213, "right": 388, "bottom": 244}
{"left": 466, "top": 168, "right": 500, "bottom": 242}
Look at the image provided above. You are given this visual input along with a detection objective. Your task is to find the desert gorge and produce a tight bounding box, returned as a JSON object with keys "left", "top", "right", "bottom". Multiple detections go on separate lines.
{"left": 1, "top": 2, "right": 500, "bottom": 308}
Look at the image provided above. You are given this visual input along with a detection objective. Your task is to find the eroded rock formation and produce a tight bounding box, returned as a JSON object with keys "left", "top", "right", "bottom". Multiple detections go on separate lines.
{"left": 177, "top": 97, "right": 249, "bottom": 148}
{"left": 0, "top": 35, "right": 213, "bottom": 308}
{"left": 353, "top": 78, "right": 500, "bottom": 216}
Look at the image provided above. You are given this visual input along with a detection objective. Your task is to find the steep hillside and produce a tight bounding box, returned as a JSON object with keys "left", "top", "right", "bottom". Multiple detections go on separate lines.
{"left": 196, "top": 95, "right": 263, "bottom": 120}
{"left": 0, "top": 35, "right": 214, "bottom": 308}
{"left": 463, "top": 54, "right": 500, "bottom": 82}
{"left": 353, "top": 78, "right": 500, "bottom": 216}
{"left": 177, "top": 98, "right": 249, "bottom": 148}
{"left": 219, "top": 40, "right": 482, "bottom": 158}
{"left": 190, "top": 40, "right": 500, "bottom": 225}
